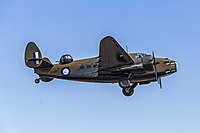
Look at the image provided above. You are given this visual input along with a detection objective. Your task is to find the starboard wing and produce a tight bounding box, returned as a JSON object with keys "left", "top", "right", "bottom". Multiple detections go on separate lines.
{"left": 98, "top": 36, "right": 134, "bottom": 72}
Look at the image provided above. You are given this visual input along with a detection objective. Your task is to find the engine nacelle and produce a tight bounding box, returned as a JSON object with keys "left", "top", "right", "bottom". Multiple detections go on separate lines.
{"left": 143, "top": 63, "right": 154, "bottom": 71}
{"left": 142, "top": 55, "right": 154, "bottom": 71}
{"left": 60, "top": 54, "right": 73, "bottom": 64}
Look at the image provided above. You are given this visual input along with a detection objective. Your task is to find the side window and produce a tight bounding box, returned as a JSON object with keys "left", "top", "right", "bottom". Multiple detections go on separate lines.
{"left": 80, "top": 64, "right": 84, "bottom": 69}
{"left": 93, "top": 64, "right": 98, "bottom": 68}
{"left": 136, "top": 54, "right": 142, "bottom": 59}
{"left": 86, "top": 64, "right": 92, "bottom": 68}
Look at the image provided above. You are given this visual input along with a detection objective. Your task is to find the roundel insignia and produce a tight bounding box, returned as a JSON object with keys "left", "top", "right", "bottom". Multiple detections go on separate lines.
{"left": 61, "top": 67, "right": 71, "bottom": 76}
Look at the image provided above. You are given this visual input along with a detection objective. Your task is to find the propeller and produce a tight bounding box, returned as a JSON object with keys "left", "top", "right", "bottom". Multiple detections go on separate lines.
{"left": 152, "top": 51, "right": 158, "bottom": 80}
{"left": 158, "top": 78, "right": 162, "bottom": 89}
{"left": 152, "top": 51, "right": 162, "bottom": 89}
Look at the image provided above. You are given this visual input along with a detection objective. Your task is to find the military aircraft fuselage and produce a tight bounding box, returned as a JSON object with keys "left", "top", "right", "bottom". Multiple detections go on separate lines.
{"left": 25, "top": 36, "right": 177, "bottom": 96}
{"left": 35, "top": 53, "right": 176, "bottom": 84}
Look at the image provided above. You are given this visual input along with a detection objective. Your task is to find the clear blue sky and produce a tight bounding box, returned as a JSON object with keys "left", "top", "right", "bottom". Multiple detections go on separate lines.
{"left": 0, "top": 0, "right": 200, "bottom": 133}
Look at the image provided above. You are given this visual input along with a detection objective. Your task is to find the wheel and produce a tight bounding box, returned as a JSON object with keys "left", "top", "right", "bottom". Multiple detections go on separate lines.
{"left": 121, "top": 83, "right": 138, "bottom": 97}
{"left": 35, "top": 79, "right": 40, "bottom": 84}
{"left": 122, "top": 87, "right": 134, "bottom": 97}
{"left": 119, "top": 78, "right": 131, "bottom": 89}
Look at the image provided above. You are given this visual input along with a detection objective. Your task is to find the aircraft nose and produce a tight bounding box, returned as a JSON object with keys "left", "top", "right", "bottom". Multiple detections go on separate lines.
{"left": 170, "top": 60, "right": 177, "bottom": 72}
{"left": 163, "top": 59, "right": 177, "bottom": 74}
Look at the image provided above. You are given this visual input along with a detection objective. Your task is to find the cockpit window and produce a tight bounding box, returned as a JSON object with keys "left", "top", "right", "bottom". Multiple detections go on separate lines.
{"left": 136, "top": 53, "right": 147, "bottom": 58}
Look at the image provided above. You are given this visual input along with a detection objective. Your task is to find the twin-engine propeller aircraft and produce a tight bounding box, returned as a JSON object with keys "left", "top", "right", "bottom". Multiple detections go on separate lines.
{"left": 25, "top": 36, "right": 177, "bottom": 96}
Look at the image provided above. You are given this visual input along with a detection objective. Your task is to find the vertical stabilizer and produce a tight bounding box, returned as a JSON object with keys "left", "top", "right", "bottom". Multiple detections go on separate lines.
{"left": 24, "top": 42, "right": 42, "bottom": 68}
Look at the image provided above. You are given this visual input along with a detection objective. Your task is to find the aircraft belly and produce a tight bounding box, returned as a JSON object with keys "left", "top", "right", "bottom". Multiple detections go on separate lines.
{"left": 61, "top": 76, "right": 119, "bottom": 83}
{"left": 65, "top": 73, "right": 158, "bottom": 83}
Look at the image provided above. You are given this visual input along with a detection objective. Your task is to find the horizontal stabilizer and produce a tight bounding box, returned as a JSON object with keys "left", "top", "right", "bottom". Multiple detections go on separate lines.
{"left": 39, "top": 57, "right": 53, "bottom": 68}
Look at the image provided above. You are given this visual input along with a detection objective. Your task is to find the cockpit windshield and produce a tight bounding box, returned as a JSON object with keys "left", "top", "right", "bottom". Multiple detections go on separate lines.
{"left": 136, "top": 53, "right": 147, "bottom": 58}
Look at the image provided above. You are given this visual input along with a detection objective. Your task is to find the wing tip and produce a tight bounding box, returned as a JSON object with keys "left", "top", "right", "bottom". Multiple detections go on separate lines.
{"left": 100, "top": 36, "right": 116, "bottom": 45}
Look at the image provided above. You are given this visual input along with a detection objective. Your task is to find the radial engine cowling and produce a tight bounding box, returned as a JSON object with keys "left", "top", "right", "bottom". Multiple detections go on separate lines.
{"left": 60, "top": 54, "right": 73, "bottom": 64}
{"left": 142, "top": 55, "right": 154, "bottom": 71}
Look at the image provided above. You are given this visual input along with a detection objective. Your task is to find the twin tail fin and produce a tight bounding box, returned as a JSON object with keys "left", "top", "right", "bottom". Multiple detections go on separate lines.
{"left": 24, "top": 42, "right": 53, "bottom": 68}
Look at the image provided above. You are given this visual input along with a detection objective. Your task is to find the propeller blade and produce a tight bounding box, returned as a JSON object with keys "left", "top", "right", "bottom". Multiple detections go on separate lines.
{"left": 152, "top": 52, "right": 163, "bottom": 89}
{"left": 152, "top": 51, "right": 158, "bottom": 81}
{"left": 158, "top": 78, "right": 162, "bottom": 89}
{"left": 153, "top": 64, "right": 158, "bottom": 80}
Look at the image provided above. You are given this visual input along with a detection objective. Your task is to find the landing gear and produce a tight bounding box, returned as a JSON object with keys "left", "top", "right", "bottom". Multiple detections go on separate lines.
{"left": 119, "top": 78, "right": 131, "bottom": 88}
{"left": 35, "top": 78, "right": 40, "bottom": 84}
{"left": 119, "top": 78, "right": 138, "bottom": 96}
{"left": 122, "top": 83, "right": 138, "bottom": 96}
{"left": 122, "top": 87, "right": 134, "bottom": 96}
